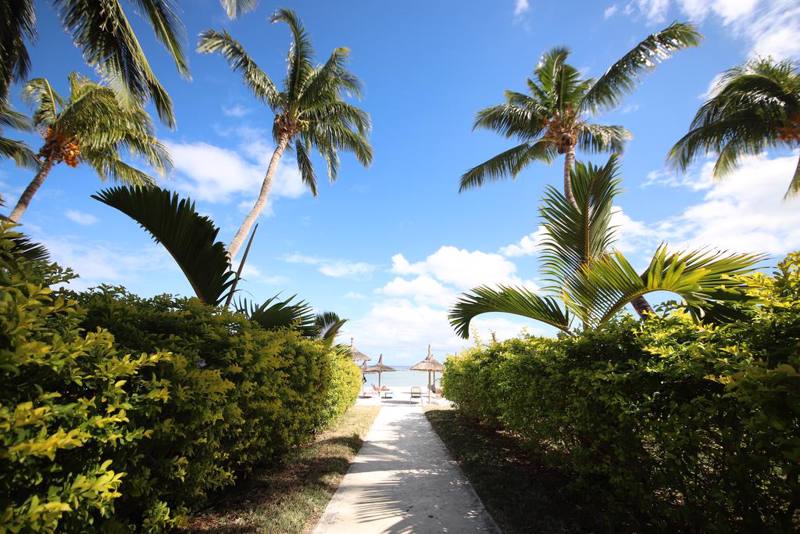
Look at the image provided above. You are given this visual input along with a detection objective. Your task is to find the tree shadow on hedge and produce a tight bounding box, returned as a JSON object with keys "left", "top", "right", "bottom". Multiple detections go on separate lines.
{"left": 425, "top": 409, "right": 645, "bottom": 534}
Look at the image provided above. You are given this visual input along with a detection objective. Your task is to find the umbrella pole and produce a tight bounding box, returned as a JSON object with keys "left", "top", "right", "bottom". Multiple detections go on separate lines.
{"left": 427, "top": 370, "right": 431, "bottom": 403}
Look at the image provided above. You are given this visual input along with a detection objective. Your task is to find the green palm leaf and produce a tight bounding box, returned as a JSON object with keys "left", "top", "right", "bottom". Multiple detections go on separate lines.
{"left": 460, "top": 141, "right": 556, "bottom": 192}
{"left": 197, "top": 30, "right": 280, "bottom": 107}
{"left": 450, "top": 285, "right": 572, "bottom": 338}
{"left": 315, "top": 311, "right": 348, "bottom": 346}
{"left": 668, "top": 58, "right": 800, "bottom": 197}
{"left": 581, "top": 22, "right": 701, "bottom": 112}
{"left": 220, "top": 0, "right": 258, "bottom": 19}
{"left": 570, "top": 246, "right": 764, "bottom": 326}
{"left": 92, "top": 186, "right": 235, "bottom": 306}
{"left": 237, "top": 294, "right": 316, "bottom": 335}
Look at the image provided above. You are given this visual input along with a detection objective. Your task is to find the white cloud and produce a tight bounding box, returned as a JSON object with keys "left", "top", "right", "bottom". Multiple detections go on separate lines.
{"left": 166, "top": 129, "right": 305, "bottom": 205}
{"left": 643, "top": 164, "right": 715, "bottom": 190}
{"left": 379, "top": 274, "right": 457, "bottom": 307}
{"left": 65, "top": 210, "right": 98, "bottom": 226}
{"left": 499, "top": 226, "right": 548, "bottom": 257}
{"left": 345, "top": 291, "right": 366, "bottom": 300}
{"left": 283, "top": 253, "right": 377, "bottom": 278}
{"left": 222, "top": 104, "right": 250, "bottom": 118}
{"left": 514, "top": 0, "right": 530, "bottom": 16}
{"left": 36, "top": 235, "right": 175, "bottom": 291}
{"left": 605, "top": 4, "right": 620, "bottom": 18}
{"left": 661, "top": 152, "right": 800, "bottom": 254}
{"left": 343, "top": 297, "right": 541, "bottom": 363}
{"left": 236, "top": 263, "right": 288, "bottom": 285}
{"left": 621, "top": 0, "right": 799, "bottom": 60}
{"left": 391, "top": 246, "right": 527, "bottom": 289}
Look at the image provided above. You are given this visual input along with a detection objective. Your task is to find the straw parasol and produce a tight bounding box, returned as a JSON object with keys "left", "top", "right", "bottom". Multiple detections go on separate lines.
{"left": 363, "top": 353, "right": 396, "bottom": 389}
{"left": 410, "top": 344, "right": 444, "bottom": 402}
{"left": 349, "top": 337, "right": 371, "bottom": 364}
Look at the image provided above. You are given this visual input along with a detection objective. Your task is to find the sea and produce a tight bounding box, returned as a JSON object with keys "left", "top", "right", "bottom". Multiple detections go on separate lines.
{"left": 361, "top": 365, "right": 442, "bottom": 389}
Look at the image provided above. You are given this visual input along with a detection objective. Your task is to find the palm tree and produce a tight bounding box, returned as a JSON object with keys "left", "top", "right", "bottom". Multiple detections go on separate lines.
{"left": 198, "top": 8, "right": 373, "bottom": 259}
{"left": 7, "top": 74, "right": 171, "bottom": 222}
{"left": 460, "top": 22, "right": 701, "bottom": 206}
{"left": 668, "top": 58, "right": 800, "bottom": 198}
{"left": 0, "top": 0, "right": 188, "bottom": 126}
{"left": 315, "top": 311, "right": 347, "bottom": 346}
{"left": 449, "top": 155, "right": 762, "bottom": 337}
{"left": 220, "top": 0, "right": 258, "bottom": 18}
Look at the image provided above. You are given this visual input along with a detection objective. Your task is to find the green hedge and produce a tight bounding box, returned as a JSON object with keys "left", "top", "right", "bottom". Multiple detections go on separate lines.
{"left": 0, "top": 226, "right": 361, "bottom": 532}
{"left": 443, "top": 254, "right": 800, "bottom": 532}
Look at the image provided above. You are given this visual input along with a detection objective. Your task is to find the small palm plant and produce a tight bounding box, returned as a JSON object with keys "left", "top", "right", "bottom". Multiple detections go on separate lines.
{"left": 668, "top": 58, "right": 800, "bottom": 197}
{"left": 7, "top": 74, "right": 171, "bottom": 222}
{"left": 460, "top": 22, "right": 700, "bottom": 206}
{"left": 449, "top": 155, "right": 763, "bottom": 337}
{"left": 198, "top": 8, "right": 373, "bottom": 259}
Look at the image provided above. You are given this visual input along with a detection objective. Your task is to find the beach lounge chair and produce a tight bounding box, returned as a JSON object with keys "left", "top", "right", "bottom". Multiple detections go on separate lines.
{"left": 410, "top": 386, "right": 422, "bottom": 400}
{"left": 381, "top": 387, "right": 393, "bottom": 399}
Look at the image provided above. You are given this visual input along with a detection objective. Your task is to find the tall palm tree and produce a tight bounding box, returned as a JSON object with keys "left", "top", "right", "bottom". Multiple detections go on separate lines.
{"left": 198, "top": 8, "right": 373, "bottom": 259}
{"left": 7, "top": 74, "right": 171, "bottom": 222}
{"left": 449, "top": 155, "right": 762, "bottom": 337}
{"left": 668, "top": 58, "right": 800, "bottom": 198}
{"left": 0, "top": 0, "right": 188, "bottom": 127}
{"left": 460, "top": 22, "right": 701, "bottom": 206}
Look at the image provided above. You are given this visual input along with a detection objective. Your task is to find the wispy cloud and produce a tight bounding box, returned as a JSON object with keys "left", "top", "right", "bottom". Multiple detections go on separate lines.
{"left": 222, "top": 104, "right": 251, "bottom": 118}
{"left": 65, "top": 210, "right": 98, "bottom": 226}
{"left": 604, "top": 4, "right": 619, "bottom": 18}
{"left": 514, "top": 0, "right": 530, "bottom": 16}
{"left": 283, "top": 253, "right": 377, "bottom": 279}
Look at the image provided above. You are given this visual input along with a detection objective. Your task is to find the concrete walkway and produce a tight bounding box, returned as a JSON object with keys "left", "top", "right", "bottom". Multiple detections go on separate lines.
{"left": 313, "top": 402, "right": 499, "bottom": 534}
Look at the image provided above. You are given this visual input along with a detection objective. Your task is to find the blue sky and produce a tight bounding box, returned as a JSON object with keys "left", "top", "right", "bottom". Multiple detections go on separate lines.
{"left": 2, "top": 0, "right": 799, "bottom": 363}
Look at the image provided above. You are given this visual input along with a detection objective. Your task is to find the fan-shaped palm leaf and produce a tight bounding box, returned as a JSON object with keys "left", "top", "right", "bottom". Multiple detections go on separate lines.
{"left": 315, "top": 311, "right": 347, "bottom": 346}
{"left": 236, "top": 294, "right": 316, "bottom": 335}
{"left": 92, "top": 186, "right": 235, "bottom": 306}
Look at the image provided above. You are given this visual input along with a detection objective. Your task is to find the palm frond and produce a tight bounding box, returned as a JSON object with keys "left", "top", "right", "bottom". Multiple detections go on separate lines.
{"left": 92, "top": 186, "right": 235, "bottom": 305}
{"left": 449, "top": 285, "right": 572, "bottom": 338}
{"left": 220, "top": 0, "right": 259, "bottom": 19}
{"left": 539, "top": 155, "right": 621, "bottom": 293}
{"left": 582, "top": 22, "right": 701, "bottom": 112}
{"left": 576, "top": 123, "right": 630, "bottom": 153}
{"left": 237, "top": 294, "right": 316, "bottom": 335}
{"left": 315, "top": 311, "right": 347, "bottom": 346}
{"left": 54, "top": 0, "right": 182, "bottom": 127}
{"left": 0, "top": 104, "right": 32, "bottom": 131}
{"left": 295, "top": 138, "right": 317, "bottom": 196}
{"left": 197, "top": 29, "right": 280, "bottom": 107}
{"left": 0, "top": 0, "right": 35, "bottom": 99}
{"left": 22, "top": 78, "right": 63, "bottom": 127}
{"left": 473, "top": 103, "right": 547, "bottom": 139}
{"left": 459, "top": 141, "right": 556, "bottom": 192}
{"left": 0, "top": 137, "right": 38, "bottom": 169}
{"left": 270, "top": 8, "right": 314, "bottom": 102}
{"left": 570, "top": 246, "right": 764, "bottom": 326}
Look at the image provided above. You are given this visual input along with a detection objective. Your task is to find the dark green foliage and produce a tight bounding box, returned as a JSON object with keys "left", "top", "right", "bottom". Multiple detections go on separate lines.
{"left": 444, "top": 254, "right": 800, "bottom": 531}
{"left": 235, "top": 294, "right": 316, "bottom": 336}
{"left": 0, "top": 225, "right": 361, "bottom": 532}
{"left": 93, "top": 186, "right": 235, "bottom": 306}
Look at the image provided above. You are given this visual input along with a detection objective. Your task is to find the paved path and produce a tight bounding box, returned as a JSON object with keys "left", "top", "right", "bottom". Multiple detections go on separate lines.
{"left": 313, "top": 402, "right": 499, "bottom": 534}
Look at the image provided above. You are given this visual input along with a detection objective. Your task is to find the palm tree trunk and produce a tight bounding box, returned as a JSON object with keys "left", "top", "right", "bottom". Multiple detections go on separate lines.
{"left": 9, "top": 156, "right": 55, "bottom": 222}
{"left": 227, "top": 134, "right": 290, "bottom": 259}
{"left": 563, "top": 145, "right": 577, "bottom": 207}
{"left": 630, "top": 295, "right": 654, "bottom": 318}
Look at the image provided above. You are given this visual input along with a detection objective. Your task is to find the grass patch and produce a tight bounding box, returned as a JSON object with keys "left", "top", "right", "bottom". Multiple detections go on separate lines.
{"left": 183, "top": 405, "right": 380, "bottom": 534}
{"left": 425, "top": 408, "right": 637, "bottom": 534}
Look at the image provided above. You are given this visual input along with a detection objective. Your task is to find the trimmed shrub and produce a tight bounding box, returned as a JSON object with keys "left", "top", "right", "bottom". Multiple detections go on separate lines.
{"left": 0, "top": 225, "right": 360, "bottom": 532}
{"left": 0, "top": 226, "right": 168, "bottom": 532}
{"left": 443, "top": 254, "right": 800, "bottom": 532}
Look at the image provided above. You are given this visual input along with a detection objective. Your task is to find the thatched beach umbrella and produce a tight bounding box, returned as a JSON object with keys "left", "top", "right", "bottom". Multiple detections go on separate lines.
{"left": 349, "top": 337, "right": 371, "bottom": 364}
{"left": 410, "top": 345, "right": 444, "bottom": 402}
{"left": 364, "top": 353, "right": 396, "bottom": 389}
